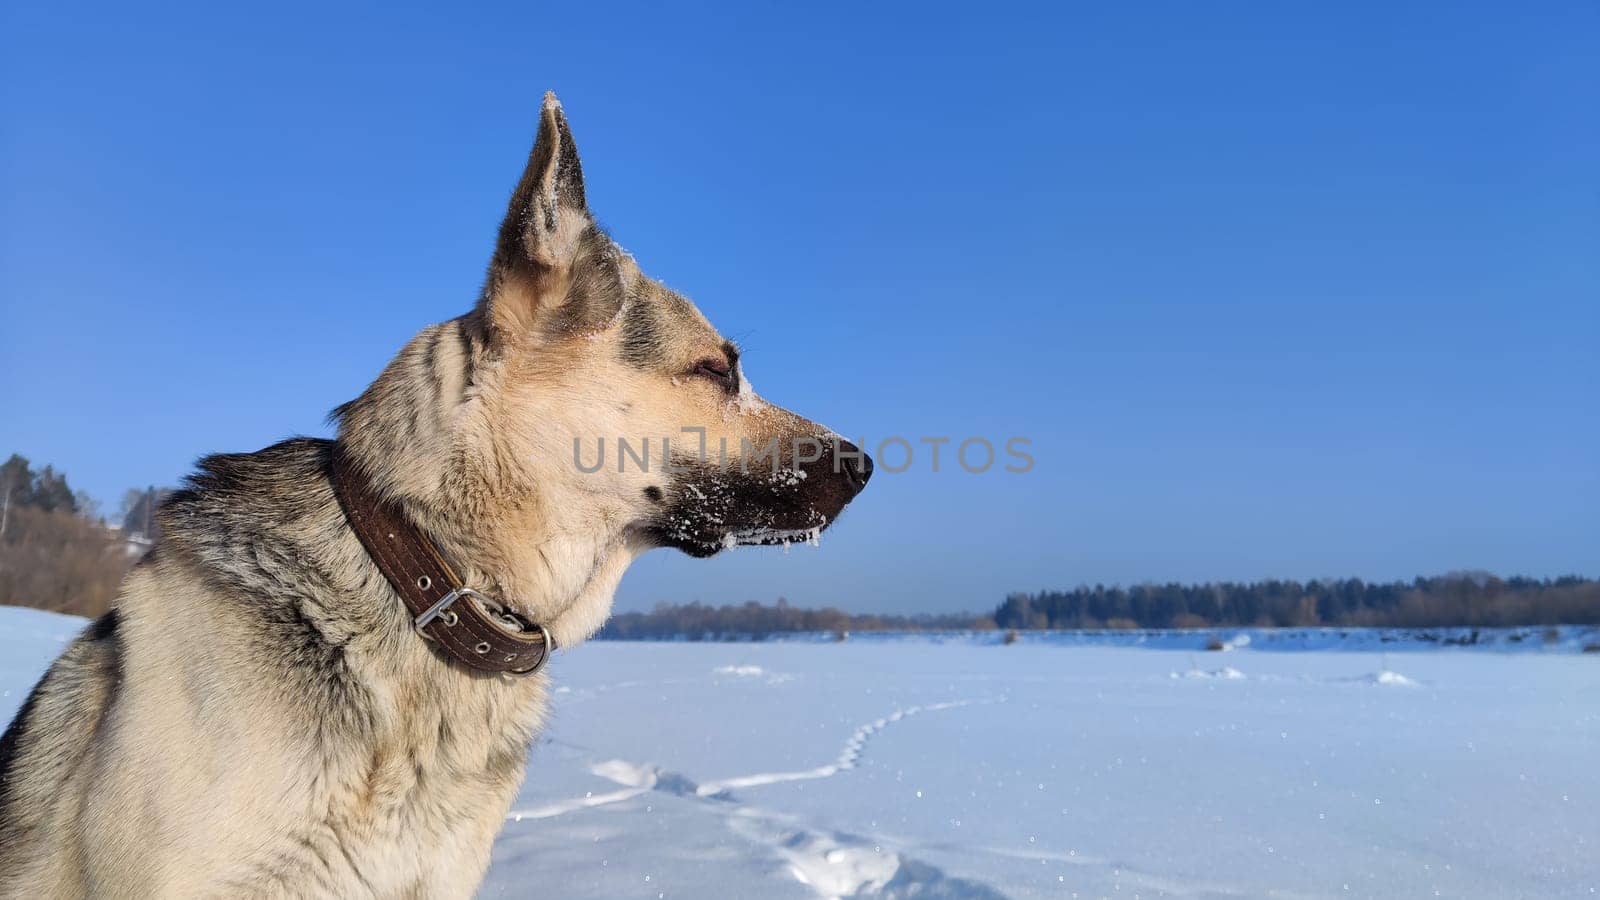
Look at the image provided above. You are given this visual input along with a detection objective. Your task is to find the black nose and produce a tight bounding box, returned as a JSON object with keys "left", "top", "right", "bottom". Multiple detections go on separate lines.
{"left": 837, "top": 439, "right": 873, "bottom": 490}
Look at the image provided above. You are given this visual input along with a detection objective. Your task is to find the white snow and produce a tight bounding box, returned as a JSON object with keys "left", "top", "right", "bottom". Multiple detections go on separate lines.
{"left": 1366, "top": 669, "right": 1420, "bottom": 687}
{"left": 0, "top": 607, "right": 84, "bottom": 699}
{"left": 2, "top": 607, "right": 1596, "bottom": 898}
{"left": 1173, "top": 663, "right": 1247, "bottom": 680}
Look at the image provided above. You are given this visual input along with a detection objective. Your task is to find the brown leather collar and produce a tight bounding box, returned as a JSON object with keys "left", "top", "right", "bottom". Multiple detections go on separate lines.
{"left": 329, "top": 444, "right": 553, "bottom": 677}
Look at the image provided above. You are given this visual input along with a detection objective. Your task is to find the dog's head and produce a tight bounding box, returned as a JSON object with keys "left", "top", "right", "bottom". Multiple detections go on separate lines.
{"left": 341, "top": 93, "right": 870, "bottom": 644}
{"left": 478, "top": 92, "right": 872, "bottom": 553}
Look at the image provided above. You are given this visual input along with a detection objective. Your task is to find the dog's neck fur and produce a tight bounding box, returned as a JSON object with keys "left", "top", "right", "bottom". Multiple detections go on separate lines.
{"left": 133, "top": 436, "right": 552, "bottom": 893}
{"left": 335, "top": 313, "right": 639, "bottom": 649}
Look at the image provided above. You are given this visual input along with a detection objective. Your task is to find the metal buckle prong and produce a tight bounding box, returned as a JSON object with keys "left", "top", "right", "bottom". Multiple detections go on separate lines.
{"left": 415, "top": 587, "right": 485, "bottom": 636}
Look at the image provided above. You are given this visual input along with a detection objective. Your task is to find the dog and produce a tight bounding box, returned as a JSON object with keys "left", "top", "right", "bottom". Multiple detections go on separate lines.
{"left": 0, "top": 92, "right": 871, "bottom": 898}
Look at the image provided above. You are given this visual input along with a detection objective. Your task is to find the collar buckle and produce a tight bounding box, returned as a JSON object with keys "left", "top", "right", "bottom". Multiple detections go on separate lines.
{"left": 414, "top": 587, "right": 485, "bottom": 637}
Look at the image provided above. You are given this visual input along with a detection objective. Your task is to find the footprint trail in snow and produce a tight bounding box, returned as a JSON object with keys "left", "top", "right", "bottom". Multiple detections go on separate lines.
{"left": 503, "top": 693, "right": 1002, "bottom": 898}
{"left": 505, "top": 697, "right": 989, "bottom": 820}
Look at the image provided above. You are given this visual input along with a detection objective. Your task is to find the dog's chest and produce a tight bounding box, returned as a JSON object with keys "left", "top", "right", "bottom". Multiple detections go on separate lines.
{"left": 318, "top": 682, "right": 545, "bottom": 896}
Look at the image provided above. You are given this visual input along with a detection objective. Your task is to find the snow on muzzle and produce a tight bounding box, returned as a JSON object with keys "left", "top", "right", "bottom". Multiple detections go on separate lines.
{"left": 646, "top": 435, "right": 872, "bottom": 557}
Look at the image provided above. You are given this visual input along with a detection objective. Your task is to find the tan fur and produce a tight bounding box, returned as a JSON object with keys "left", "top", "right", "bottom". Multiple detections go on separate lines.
{"left": 0, "top": 93, "right": 868, "bottom": 898}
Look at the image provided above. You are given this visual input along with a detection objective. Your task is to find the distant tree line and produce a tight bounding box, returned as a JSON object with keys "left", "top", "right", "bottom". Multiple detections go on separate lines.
{"left": 993, "top": 575, "right": 1600, "bottom": 630}
{"left": 598, "top": 598, "right": 989, "bottom": 640}
{"left": 1, "top": 454, "right": 83, "bottom": 518}
{"left": 0, "top": 454, "right": 163, "bottom": 618}
{"left": 602, "top": 574, "right": 1600, "bottom": 639}
{"left": 119, "top": 486, "right": 173, "bottom": 544}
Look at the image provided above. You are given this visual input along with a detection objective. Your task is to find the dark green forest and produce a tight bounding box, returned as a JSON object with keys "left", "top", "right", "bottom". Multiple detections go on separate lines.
{"left": 992, "top": 575, "right": 1600, "bottom": 630}
{"left": 599, "top": 574, "right": 1600, "bottom": 640}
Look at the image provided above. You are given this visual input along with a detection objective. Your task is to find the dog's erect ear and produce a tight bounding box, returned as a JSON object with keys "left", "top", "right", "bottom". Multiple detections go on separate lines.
{"left": 484, "top": 92, "right": 614, "bottom": 337}
{"left": 500, "top": 91, "right": 588, "bottom": 268}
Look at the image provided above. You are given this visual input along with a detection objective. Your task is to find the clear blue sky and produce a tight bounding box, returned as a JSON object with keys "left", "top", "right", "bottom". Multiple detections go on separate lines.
{"left": 3, "top": 1, "right": 1595, "bottom": 615}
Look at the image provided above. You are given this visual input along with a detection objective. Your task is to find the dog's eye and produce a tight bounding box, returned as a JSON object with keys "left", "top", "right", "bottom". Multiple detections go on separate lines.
{"left": 691, "top": 358, "right": 735, "bottom": 390}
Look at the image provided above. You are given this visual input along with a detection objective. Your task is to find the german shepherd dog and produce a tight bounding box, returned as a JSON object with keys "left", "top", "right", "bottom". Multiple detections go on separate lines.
{"left": 0, "top": 93, "right": 871, "bottom": 897}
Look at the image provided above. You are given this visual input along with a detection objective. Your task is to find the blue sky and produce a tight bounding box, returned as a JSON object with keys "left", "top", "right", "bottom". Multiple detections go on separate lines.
{"left": 2, "top": 1, "right": 1595, "bottom": 614}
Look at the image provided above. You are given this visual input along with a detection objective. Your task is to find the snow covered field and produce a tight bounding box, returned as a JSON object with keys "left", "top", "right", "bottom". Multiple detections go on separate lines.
{"left": 4, "top": 608, "right": 1597, "bottom": 899}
